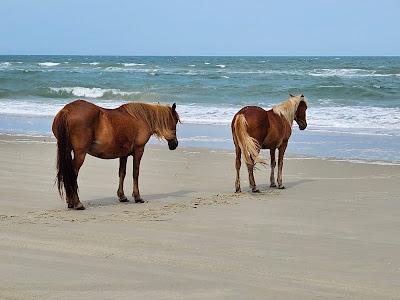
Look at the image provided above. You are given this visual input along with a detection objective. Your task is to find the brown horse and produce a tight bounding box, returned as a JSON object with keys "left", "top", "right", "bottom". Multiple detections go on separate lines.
{"left": 52, "top": 100, "right": 180, "bottom": 210}
{"left": 231, "top": 94, "right": 308, "bottom": 192}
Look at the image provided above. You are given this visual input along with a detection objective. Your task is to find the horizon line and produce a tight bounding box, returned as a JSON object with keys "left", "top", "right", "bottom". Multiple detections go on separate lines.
{"left": 1, "top": 54, "right": 399, "bottom": 57}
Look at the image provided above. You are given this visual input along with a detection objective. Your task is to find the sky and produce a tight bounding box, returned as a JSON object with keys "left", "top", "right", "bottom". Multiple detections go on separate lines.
{"left": 1, "top": 0, "right": 399, "bottom": 56}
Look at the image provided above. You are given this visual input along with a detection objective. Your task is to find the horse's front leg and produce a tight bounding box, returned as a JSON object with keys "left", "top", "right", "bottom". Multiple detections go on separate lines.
{"left": 132, "top": 147, "right": 145, "bottom": 203}
{"left": 117, "top": 156, "right": 128, "bottom": 202}
{"left": 277, "top": 143, "right": 288, "bottom": 189}
{"left": 270, "top": 148, "right": 277, "bottom": 187}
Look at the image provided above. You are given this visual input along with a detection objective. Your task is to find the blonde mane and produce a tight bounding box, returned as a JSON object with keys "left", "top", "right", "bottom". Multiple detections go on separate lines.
{"left": 272, "top": 95, "right": 307, "bottom": 125}
{"left": 122, "top": 102, "right": 179, "bottom": 139}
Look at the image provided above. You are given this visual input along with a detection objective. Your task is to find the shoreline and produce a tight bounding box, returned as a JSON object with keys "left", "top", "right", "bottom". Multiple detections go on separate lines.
{"left": 1, "top": 132, "right": 399, "bottom": 166}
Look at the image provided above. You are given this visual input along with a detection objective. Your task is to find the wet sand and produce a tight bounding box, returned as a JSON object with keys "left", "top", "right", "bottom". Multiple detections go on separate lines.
{"left": 1, "top": 135, "right": 400, "bottom": 299}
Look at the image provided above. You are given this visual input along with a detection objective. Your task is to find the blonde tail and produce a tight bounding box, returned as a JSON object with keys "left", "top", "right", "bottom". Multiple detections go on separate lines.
{"left": 233, "top": 114, "right": 266, "bottom": 166}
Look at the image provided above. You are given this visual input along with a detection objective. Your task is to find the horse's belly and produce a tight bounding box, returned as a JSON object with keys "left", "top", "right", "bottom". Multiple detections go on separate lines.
{"left": 88, "top": 139, "right": 131, "bottom": 159}
{"left": 262, "top": 135, "right": 284, "bottom": 149}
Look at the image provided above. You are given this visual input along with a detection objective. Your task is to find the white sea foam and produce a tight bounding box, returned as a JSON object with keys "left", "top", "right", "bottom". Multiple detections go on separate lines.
{"left": 104, "top": 66, "right": 158, "bottom": 73}
{"left": 0, "top": 100, "right": 399, "bottom": 137}
{"left": 188, "top": 64, "right": 196, "bottom": 67}
{"left": 204, "top": 62, "right": 210, "bottom": 65}
{"left": 309, "top": 68, "right": 398, "bottom": 77}
{"left": 49, "top": 87, "right": 141, "bottom": 98}
{"left": 38, "top": 62, "right": 60, "bottom": 67}
{"left": 0, "top": 62, "right": 11, "bottom": 68}
{"left": 180, "top": 136, "right": 231, "bottom": 143}
{"left": 123, "top": 63, "right": 146, "bottom": 66}
{"left": 216, "top": 64, "right": 226, "bottom": 68}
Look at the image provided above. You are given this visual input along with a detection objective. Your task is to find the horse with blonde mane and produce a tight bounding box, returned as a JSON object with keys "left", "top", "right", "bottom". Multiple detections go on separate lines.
{"left": 231, "top": 94, "right": 308, "bottom": 192}
{"left": 52, "top": 100, "right": 180, "bottom": 210}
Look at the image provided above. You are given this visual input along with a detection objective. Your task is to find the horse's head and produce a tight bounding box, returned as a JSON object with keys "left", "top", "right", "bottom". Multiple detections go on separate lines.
{"left": 294, "top": 95, "right": 308, "bottom": 130}
{"left": 167, "top": 103, "right": 180, "bottom": 150}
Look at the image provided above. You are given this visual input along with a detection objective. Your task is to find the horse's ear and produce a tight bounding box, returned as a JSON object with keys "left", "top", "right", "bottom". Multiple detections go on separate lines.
{"left": 289, "top": 94, "right": 294, "bottom": 97}
{"left": 172, "top": 103, "right": 176, "bottom": 111}
{"left": 300, "top": 94, "right": 304, "bottom": 98}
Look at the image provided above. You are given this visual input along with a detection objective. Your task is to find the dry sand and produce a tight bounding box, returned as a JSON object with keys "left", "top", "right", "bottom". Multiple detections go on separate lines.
{"left": 0, "top": 135, "right": 400, "bottom": 299}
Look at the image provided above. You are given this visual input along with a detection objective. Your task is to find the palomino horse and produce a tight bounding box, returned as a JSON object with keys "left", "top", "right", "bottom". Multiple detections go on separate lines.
{"left": 52, "top": 100, "right": 180, "bottom": 210}
{"left": 231, "top": 94, "right": 307, "bottom": 192}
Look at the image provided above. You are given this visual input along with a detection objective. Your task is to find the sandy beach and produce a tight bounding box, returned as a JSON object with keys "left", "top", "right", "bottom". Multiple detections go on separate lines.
{"left": 1, "top": 134, "right": 400, "bottom": 299}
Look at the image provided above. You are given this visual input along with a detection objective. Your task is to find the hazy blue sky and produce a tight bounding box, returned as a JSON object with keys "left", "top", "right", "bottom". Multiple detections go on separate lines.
{"left": 1, "top": 0, "right": 399, "bottom": 56}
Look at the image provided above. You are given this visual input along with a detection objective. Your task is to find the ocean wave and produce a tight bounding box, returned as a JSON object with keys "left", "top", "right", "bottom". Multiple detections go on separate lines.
{"left": 104, "top": 66, "right": 158, "bottom": 73}
{"left": 0, "top": 100, "right": 399, "bottom": 136}
{"left": 216, "top": 64, "right": 226, "bottom": 68}
{"left": 38, "top": 62, "right": 60, "bottom": 67}
{"left": 81, "top": 62, "right": 100, "bottom": 65}
{"left": 225, "top": 70, "right": 304, "bottom": 75}
{"left": 123, "top": 63, "right": 146, "bottom": 66}
{"left": 0, "top": 62, "right": 11, "bottom": 68}
{"left": 49, "top": 87, "right": 141, "bottom": 98}
{"left": 309, "top": 68, "right": 398, "bottom": 77}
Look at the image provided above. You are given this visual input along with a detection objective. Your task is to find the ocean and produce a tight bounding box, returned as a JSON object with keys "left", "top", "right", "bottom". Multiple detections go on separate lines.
{"left": 0, "top": 55, "right": 399, "bottom": 163}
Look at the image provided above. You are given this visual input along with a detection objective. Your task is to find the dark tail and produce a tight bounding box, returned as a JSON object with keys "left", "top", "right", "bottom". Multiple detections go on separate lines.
{"left": 54, "top": 112, "right": 77, "bottom": 201}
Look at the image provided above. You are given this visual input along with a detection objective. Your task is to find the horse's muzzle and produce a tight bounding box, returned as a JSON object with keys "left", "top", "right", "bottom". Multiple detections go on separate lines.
{"left": 299, "top": 122, "right": 307, "bottom": 130}
{"left": 168, "top": 139, "right": 178, "bottom": 150}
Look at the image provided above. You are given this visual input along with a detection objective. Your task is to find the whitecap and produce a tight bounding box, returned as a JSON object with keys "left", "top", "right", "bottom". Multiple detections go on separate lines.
{"left": 38, "top": 62, "right": 60, "bottom": 67}
{"left": 49, "top": 87, "right": 141, "bottom": 98}
{"left": 123, "top": 63, "right": 146, "bottom": 66}
{"left": 216, "top": 64, "right": 226, "bottom": 68}
{"left": 0, "top": 62, "right": 11, "bottom": 68}
{"left": 308, "top": 68, "right": 395, "bottom": 77}
{"left": 204, "top": 62, "right": 210, "bottom": 65}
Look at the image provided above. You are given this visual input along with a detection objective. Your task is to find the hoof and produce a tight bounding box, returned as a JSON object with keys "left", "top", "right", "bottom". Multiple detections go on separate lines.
{"left": 74, "top": 202, "right": 85, "bottom": 210}
{"left": 135, "top": 198, "right": 145, "bottom": 203}
{"left": 119, "top": 196, "right": 129, "bottom": 203}
{"left": 270, "top": 183, "right": 277, "bottom": 188}
{"left": 235, "top": 188, "right": 241, "bottom": 193}
{"left": 252, "top": 189, "right": 260, "bottom": 193}
{"left": 67, "top": 203, "right": 74, "bottom": 209}
{"left": 278, "top": 185, "right": 285, "bottom": 190}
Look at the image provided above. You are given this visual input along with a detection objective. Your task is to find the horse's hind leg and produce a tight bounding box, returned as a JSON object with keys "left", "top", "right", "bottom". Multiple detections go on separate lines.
{"left": 247, "top": 162, "right": 259, "bottom": 193}
{"left": 270, "top": 148, "right": 277, "bottom": 187}
{"left": 277, "top": 143, "right": 288, "bottom": 189}
{"left": 71, "top": 150, "right": 86, "bottom": 210}
{"left": 117, "top": 156, "right": 128, "bottom": 202}
{"left": 235, "top": 145, "right": 242, "bottom": 193}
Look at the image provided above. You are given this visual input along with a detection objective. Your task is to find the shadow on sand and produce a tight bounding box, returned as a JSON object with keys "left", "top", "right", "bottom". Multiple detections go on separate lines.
{"left": 83, "top": 189, "right": 195, "bottom": 208}
{"left": 253, "top": 178, "right": 316, "bottom": 192}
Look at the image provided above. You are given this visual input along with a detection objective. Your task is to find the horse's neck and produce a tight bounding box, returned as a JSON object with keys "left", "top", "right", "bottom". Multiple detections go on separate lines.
{"left": 271, "top": 109, "right": 294, "bottom": 127}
